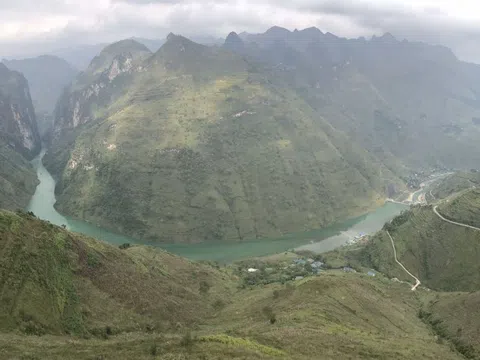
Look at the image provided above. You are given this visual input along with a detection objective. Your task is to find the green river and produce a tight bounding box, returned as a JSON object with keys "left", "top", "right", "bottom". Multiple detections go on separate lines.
{"left": 27, "top": 150, "right": 408, "bottom": 262}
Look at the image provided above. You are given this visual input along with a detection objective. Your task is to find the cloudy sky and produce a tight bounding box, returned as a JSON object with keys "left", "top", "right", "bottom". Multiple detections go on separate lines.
{"left": 2, "top": 0, "right": 480, "bottom": 62}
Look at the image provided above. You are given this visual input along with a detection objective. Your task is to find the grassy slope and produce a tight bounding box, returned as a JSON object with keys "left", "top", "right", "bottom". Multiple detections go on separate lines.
{"left": 359, "top": 205, "right": 480, "bottom": 292}
{"left": 320, "top": 188, "right": 480, "bottom": 293}
{"left": 0, "top": 210, "right": 235, "bottom": 336}
{"left": 0, "top": 211, "right": 464, "bottom": 359}
{"left": 0, "top": 142, "right": 38, "bottom": 210}
{"left": 50, "top": 36, "right": 402, "bottom": 243}
{"left": 206, "top": 274, "right": 461, "bottom": 360}
{"left": 320, "top": 186, "right": 480, "bottom": 358}
{"left": 431, "top": 172, "right": 480, "bottom": 200}
{"left": 423, "top": 291, "right": 480, "bottom": 359}
{"left": 0, "top": 274, "right": 463, "bottom": 360}
{"left": 437, "top": 188, "right": 480, "bottom": 228}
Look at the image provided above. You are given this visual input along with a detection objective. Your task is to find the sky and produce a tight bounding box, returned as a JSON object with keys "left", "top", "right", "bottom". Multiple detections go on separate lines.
{"left": 2, "top": 0, "right": 480, "bottom": 62}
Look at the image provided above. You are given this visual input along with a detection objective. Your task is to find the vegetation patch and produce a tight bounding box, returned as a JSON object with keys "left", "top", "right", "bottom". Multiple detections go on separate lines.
{"left": 198, "top": 334, "right": 286, "bottom": 357}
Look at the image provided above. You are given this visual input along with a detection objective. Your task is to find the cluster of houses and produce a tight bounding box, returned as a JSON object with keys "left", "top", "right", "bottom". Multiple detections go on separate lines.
{"left": 244, "top": 257, "right": 376, "bottom": 285}
{"left": 292, "top": 258, "right": 324, "bottom": 274}
{"left": 343, "top": 266, "right": 376, "bottom": 277}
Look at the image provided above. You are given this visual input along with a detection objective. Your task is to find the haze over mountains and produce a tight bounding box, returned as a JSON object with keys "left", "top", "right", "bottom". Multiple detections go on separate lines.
{"left": 30, "top": 26, "right": 480, "bottom": 244}
{"left": 45, "top": 31, "right": 403, "bottom": 243}
{"left": 3, "top": 23, "right": 480, "bottom": 359}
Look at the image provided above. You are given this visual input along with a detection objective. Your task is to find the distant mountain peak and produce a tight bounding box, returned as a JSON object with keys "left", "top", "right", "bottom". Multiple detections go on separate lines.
{"left": 300, "top": 27, "right": 324, "bottom": 35}
{"left": 164, "top": 33, "right": 194, "bottom": 46}
{"left": 166, "top": 32, "right": 177, "bottom": 42}
{"left": 155, "top": 33, "right": 207, "bottom": 61}
{"left": 265, "top": 26, "right": 291, "bottom": 35}
{"left": 224, "top": 32, "right": 245, "bottom": 52}
{"left": 372, "top": 32, "right": 397, "bottom": 44}
{"left": 101, "top": 39, "right": 151, "bottom": 57}
{"left": 226, "top": 31, "right": 240, "bottom": 38}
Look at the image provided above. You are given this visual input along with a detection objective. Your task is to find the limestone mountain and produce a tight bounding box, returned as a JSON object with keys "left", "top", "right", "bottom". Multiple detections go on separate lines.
{"left": 2, "top": 56, "right": 77, "bottom": 122}
{"left": 46, "top": 35, "right": 402, "bottom": 243}
{"left": 230, "top": 27, "right": 480, "bottom": 171}
{"left": 224, "top": 32, "right": 245, "bottom": 53}
{"left": 0, "top": 64, "right": 40, "bottom": 210}
{"left": 47, "top": 36, "right": 223, "bottom": 71}
{"left": 0, "top": 63, "right": 40, "bottom": 158}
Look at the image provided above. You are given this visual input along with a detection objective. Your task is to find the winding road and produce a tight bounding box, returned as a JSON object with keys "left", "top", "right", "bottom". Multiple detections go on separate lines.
{"left": 433, "top": 206, "right": 480, "bottom": 231}
{"left": 384, "top": 190, "right": 480, "bottom": 292}
{"left": 386, "top": 230, "right": 421, "bottom": 291}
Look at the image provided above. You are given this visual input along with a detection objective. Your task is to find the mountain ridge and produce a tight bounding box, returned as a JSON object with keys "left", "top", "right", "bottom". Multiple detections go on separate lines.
{"left": 46, "top": 33, "right": 403, "bottom": 243}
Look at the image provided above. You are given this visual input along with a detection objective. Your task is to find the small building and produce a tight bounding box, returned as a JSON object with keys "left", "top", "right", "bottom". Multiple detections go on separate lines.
{"left": 293, "top": 259, "right": 307, "bottom": 266}
{"left": 311, "top": 261, "right": 324, "bottom": 269}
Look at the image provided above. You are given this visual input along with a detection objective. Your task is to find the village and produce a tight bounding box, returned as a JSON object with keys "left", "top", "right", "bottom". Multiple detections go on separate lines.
{"left": 235, "top": 251, "right": 377, "bottom": 287}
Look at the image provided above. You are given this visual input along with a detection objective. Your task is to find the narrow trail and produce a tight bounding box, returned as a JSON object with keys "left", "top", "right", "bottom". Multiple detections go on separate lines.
{"left": 386, "top": 230, "right": 421, "bottom": 291}
{"left": 433, "top": 206, "right": 480, "bottom": 231}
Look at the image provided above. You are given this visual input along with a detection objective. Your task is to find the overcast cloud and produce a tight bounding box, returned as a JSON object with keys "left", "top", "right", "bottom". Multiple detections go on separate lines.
{"left": 1, "top": 0, "right": 480, "bottom": 62}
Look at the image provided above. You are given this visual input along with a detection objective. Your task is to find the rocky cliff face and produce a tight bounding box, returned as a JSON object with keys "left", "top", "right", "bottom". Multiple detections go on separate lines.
{"left": 0, "top": 63, "right": 39, "bottom": 210}
{"left": 52, "top": 40, "right": 152, "bottom": 135}
{"left": 0, "top": 63, "right": 40, "bottom": 159}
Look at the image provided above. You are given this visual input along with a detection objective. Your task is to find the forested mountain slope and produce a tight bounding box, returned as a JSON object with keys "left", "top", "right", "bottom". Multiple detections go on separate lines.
{"left": 46, "top": 35, "right": 402, "bottom": 243}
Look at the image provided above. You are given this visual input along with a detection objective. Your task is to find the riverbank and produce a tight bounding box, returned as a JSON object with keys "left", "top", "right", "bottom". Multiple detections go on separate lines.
{"left": 27, "top": 150, "right": 407, "bottom": 262}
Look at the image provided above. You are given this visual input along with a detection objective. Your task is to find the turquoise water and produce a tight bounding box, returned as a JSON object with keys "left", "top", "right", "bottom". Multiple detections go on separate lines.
{"left": 27, "top": 150, "right": 407, "bottom": 262}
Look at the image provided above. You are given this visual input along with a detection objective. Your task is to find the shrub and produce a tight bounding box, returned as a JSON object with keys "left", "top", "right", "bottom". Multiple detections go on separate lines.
{"left": 21, "top": 321, "right": 46, "bottom": 336}
{"left": 149, "top": 344, "right": 158, "bottom": 356}
{"left": 87, "top": 252, "right": 100, "bottom": 268}
{"left": 262, "top": 306, "right": 277, "bottom": 325}
{"left": 119, "top": 243, "right": 131, "bottom": 250}
{"left": 105, "top": 326, "right": 112, "bottom": 336}
{"left": 199, "top": 281, "right": 211, "bottom": 294}
{"left": 273, "top": 290, "right": 280, "bottom": 299}
{"left": 212, "top": 299, "right": 226, "bottom": 310}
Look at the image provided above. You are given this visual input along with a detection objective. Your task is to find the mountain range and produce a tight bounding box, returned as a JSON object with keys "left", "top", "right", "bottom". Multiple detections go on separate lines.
{"left": 2, "top": 25, "right": 480, "bottom": 360}
{"left": 44, "top": 33, "right": 404, "bottom": 243}
{"left": 39, "top": 26, "right": 480, "bottom": 244}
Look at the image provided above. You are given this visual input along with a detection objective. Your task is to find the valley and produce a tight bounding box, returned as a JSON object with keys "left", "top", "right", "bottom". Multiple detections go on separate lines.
{"left": 28, "top": 148, "right": 407, "bottom": 262}
{"left": 2, "top": 21, "right": 480, "bottom": 360}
